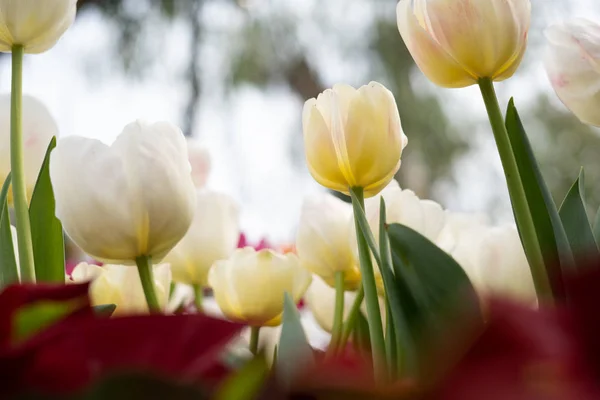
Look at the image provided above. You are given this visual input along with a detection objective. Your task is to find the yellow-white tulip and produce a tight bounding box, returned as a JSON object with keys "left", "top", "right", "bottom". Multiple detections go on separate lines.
{"left": 0, "top": 95, "right": 58, "bottom": 203}
{"left": 50, "top": 120, "right": 196, "bottom": 264}
{"left": 304, "top": 275, "right": 386, "bottom": 333}
{"left": 397, "top": 0, "right": 531, "bottom": 88}
{"left": 544, "top": 19, "right": 600, "bottom": 126}
{"left": 164, "top": 190, "right": 239, "bottom": 286}
{"left": 302, "top": 82, "right": 407, "bottom": 197}
{"left": 70, "top": 262, "right": 172, "bottom": 315}
{"left": 296, "top": 193, "right": 361, "bottom": 289}
{"left": 187, "top": 140, "right": 211, "bottom": 188}
{"left": 0, "top": 0, "right": 77, "bottom": 54}
{"left": 208, "top": 247, "right": 312, "bottom": 326}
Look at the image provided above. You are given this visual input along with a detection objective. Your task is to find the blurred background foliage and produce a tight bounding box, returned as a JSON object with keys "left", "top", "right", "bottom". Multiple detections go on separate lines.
{"left": 74, "top": 0, "right": 600, "bottom": 218}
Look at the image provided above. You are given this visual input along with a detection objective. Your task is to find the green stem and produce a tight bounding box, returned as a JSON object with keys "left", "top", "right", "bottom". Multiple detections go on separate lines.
{"left": 192, "top": 283, "right": 203, "bottom": 311}
{"left": 339, "top": 284, "right": 364, "bottom": 349}
{"left": 478, "top": 78, "right": 552, "bottom": 302}
{"left": 249, "top": 326, "right": 260, "bottom": 355}
{"left": 327, "top": 271, "right": 345, "bottom": 356}
{"left": 350, "top": 186, "right": 386, "bottom": 382}
{"left": 10, "top": 45, "right": 35, "bottom": 282}
{"left": 135, "top": 255, "right": 161, "bottom": 312}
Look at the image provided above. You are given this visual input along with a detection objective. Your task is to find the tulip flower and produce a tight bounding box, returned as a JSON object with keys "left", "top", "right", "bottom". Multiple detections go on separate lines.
{"left": 164, "top": 190, "right": 239, "bottom": 288}
{"left": 544, "top": 19, "right": 600, "bottom": 127}
{"left": 187, "top": 140, "right": 211, "bottom": 188}
{"left": 305, "top": 276, "right": 386, "bottom": 334}
{"left": 70, "top": 262, "right": 172, "bottom": 315}
{"left": 208, "top": 247, "right": 312, "bottom": 327}
{"left": 302, "top": 82, "right": 407, "bottom": 198}
{"left": 50, "top": 120, "right": 196, "bottom": 265}
{"left": 0, "top": 94, "right": 58, "bottom": 203}
{"left": 296, "top": 193, "right": 361, "bottom": 290}
{"left": 396, "top": 0, "right": 531, "bottom": 88}
{"left": 442, "top": 216, "right": 537, "bottom": 306}
{"left": 0, "top": 0, "right": 77, "bottom": 54}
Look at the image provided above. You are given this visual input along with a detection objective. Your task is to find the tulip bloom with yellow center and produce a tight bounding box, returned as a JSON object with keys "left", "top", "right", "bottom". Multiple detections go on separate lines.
{"left": 208, "top": 247, "right": 312, "bottom": 327}
{"left": 397, "top": 0, "right": 531, "bottom": 88}
{"left": 302, "top": 82, "right": 407, "bottom": 198}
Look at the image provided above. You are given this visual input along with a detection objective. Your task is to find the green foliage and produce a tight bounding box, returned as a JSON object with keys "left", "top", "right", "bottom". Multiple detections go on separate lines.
{"left": 13, "top": 300, "right": 79, "bottom": 343}
{"left": 92, "top": 304, "right": 117, "bottom": 317}
{"left": 387, "top": 223, "right": 481, "bottom": 379}
{"left": 30, "top": 137, "right": 65, "bottom": 283}
{"left": 0, "top": 173, "right": 18, "bottom": 287}
{"left": 559, "top": 170, "right": 599, "bottom": 258}
{"left": 505, "top": 100, "right": 573, "bottom": 295}
{"left": 276, "top": 292, "right": 314, "bottom": 388}
{"left": 215, "top": 356, "right": 269, "bottom": 400}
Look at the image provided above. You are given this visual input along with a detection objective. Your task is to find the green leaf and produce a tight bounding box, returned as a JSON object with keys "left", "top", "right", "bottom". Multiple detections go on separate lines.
{"left": 379, "top": 198, "right": 415, "bottom": 377}
{"left": 215, "top": 356, "right": 269, "bottom": 400}
{"left": 352, "top": 310, "right": 371, "bottom": 354}
{"left": 505, "top": 100, "right": 573, "bottom": 294}
{"left": 276, "top": 292, "right": 314, "bottom": 387}
{"left": 387, "top": 223, "right": 482, "bottom": 379}
{"left": 13, "top": 299, "right": 79, "bottom": 343}
{"left": 0, "top": 173, "right": 18, "bottom": 288}
{"left": 93, "top": 303, "right": 117, "bottom": 317}
{"left": 594, "top": 206, "right": 600, "bottom": 248}
{"left": 559, "top": 169, "right": 599, "bottom": 258}
{"left": 29, "top": 137, "right": 65, "bottom": 283}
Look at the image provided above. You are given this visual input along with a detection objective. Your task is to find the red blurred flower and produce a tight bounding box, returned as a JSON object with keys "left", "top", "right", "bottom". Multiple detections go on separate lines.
{"left": 237, "top": 233, "right": 272, "bottom": 251}
{"left": 0, "top": 283, "right": 243, "bottom": 397}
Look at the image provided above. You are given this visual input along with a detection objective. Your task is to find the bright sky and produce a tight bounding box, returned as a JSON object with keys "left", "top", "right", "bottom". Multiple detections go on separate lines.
{"left": 0, "top": 0, "right": 598, "bottom": 245}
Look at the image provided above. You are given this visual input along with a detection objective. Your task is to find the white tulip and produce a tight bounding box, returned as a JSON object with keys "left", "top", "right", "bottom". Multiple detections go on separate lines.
{"left": 443, "top": 217, "right": 537, "bottom": 305}
{"left": 70, "top": 262, "right": 172, "bottom": 315}
{"left": 544, "top": 19, "right": 600, "bottom": 127}
{"left": 304, "top": 275, "right": 386, "bottom": 333}
{"left": 0, "top": 0, "right": 77, "bottom": 54}
{"left": 296, "top": 193, "right": 360, "bottom": 289}
{"left": 0, "top": 95, "right": 58, "bottom": 202}
{"left": 50, "top": 120, "right": 196, "bottom": 264}
{"left": 164, "top": 190, "right": 239, "bottom": 286}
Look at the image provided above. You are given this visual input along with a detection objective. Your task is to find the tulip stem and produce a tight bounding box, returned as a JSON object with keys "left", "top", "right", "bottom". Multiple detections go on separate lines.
{"left": 135, "top": 255, "right": 161, "bottom": 313}
{"left": 339, "top": 284, "right": 364, "bottom": 350}
{"left": 350, "top": 186, "right": 386, "bottom": 382}
{"left": 192, "top": 283, "right": 203, "bottom": 312}
{"left": 249, "top": 326, "right": 260, "bottom": 355}
{"left": 10, "top": 45, "right": 36, "bottom": 283}
{"left": 478, "top": 78, "right": 552, "bottom": 301}
{"left": 327, "top": 271, "right": 345, "bottom": 356}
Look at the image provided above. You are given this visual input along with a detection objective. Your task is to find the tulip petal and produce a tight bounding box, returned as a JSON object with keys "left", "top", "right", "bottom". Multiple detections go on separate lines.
{"left": 397, "top": 0, "right": 476, "bottom": 87}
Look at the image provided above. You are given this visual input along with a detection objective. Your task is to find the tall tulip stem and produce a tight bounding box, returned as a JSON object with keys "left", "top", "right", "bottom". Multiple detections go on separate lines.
{"left": 339, "top": 284, "right": 364, "bottom": 350}
{"left": 135, "top": 255, "right": 161, "bottom": 312}
{"left": 478, "top": 78, "right": 552, "bottom": 301}
{"left": 328, "top": 271, "right": 345, "bottom": 355}
{"left": 10, "top": 45, "right": 35, "bottom": 282}
{"left": 350, "top": 186, "right": 386, "bottom": 381}
{"left": 249, "top": 326, "right": 261, "bottom": 355}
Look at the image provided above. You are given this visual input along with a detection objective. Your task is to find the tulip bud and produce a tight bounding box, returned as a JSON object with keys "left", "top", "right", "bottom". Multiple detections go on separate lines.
{"left": 296, "top": 193, "right": 361, "bottom": 290}
{"left": 70, "top": 262, "right": 172, "bottom": 315}
{"left": 164, "top": 190, "right": 240, "bottom": 286}
{"left": 50, "top": 120, "right": 196, "bottom": 264}
{"left": 544, "top": 19, "right": 600, "bottom": 126}
{"left": 187, "top": 140, "right": 211, "bottom": 188}
{"left": 208, "top": 247, "right": 312, "bottom": 326}
{"left": 0, "top": 0, "right": 77, "bottom": 54}
{"left": 397, "top": 0, "right": 531, "bottom": 88}
{"left": 302, "top": 82, "right": 407, "bottom": 197}
{"left": 0, "top": 95, "right": 58, "bottom": 203}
